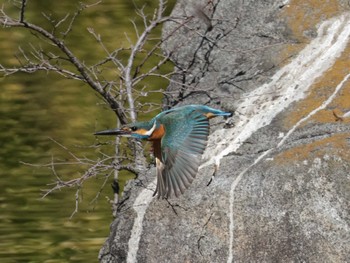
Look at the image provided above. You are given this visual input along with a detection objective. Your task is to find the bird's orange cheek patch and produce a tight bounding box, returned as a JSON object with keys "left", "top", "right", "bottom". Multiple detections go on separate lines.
{"left": 134, "top": 129, "right": 149, "bottom": 135}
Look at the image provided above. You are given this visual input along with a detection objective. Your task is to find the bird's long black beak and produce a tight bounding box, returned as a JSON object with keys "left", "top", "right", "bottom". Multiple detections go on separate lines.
{"left": 94, "top": 128, "right": 130, "bottom": 136}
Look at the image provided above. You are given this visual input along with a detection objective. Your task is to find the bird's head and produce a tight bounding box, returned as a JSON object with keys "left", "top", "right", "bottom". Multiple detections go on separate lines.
{"left": 95, "top": 120, "right": 157, "bottom": 140}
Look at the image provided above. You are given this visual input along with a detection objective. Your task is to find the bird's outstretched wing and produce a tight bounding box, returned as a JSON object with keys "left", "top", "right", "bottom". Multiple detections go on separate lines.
{"left": 153, "top": 109, "right": 210, "bottom": 198}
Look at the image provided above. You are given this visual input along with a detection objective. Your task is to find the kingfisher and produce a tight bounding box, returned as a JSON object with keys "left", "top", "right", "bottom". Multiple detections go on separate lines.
{"left": 95, "top": 105, "right": 232, "bottom": 199}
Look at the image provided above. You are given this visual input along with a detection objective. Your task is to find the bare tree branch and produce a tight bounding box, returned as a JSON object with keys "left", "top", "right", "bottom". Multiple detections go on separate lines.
{"left": 0, "top": 0, "right": 191, "bottom": 216}
{"left": 0, "top": 2, "right": 128, "bottom": 123}
{"left": 19, "top": 0, "right": 27, "bottom": 23}
{"left": 124, "top": 0, "right": 171, "bottom": 121}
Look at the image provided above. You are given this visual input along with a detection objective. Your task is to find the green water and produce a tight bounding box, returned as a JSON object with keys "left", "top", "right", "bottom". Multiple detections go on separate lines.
{"left": 0, "top": 1, "right": 174, "bottom": 262}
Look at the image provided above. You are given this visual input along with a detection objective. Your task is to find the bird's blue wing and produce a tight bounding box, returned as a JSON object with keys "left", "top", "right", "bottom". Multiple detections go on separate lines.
{"left": 154, "top": 109, "right": 210, "bottom": 198}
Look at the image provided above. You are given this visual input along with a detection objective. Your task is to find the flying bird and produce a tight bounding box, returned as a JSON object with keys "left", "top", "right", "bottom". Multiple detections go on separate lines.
{"left": 95, "top": 105, "right": 232, "bottom": 199}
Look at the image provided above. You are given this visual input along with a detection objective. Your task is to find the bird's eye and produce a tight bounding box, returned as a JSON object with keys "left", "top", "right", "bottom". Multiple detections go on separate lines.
{"left": 131, "top": 126, "right": 137, "bottom": 131}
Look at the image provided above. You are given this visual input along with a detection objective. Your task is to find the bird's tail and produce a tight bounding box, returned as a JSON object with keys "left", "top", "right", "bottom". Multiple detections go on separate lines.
{"left": 200, "top": 105, "right": 233, "bottom": 118}
{"left": 214, "top": 110, "right": 233, "bottom": 117}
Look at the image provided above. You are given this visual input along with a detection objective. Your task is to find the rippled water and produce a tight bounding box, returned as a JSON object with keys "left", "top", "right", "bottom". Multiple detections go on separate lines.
{"left": 0, "top": 1, "right": 174, "bottom": 262}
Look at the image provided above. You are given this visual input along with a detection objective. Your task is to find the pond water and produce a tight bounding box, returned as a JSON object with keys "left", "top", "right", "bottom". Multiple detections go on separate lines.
{"left": 0, "top": 1, "right": 174, "bottom": 262}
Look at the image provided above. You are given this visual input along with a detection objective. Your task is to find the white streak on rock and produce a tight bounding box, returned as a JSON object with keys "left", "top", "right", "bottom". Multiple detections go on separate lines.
{"left": 277, "top": 72, "right": 350, "bottom": 148}
{"left": 198, "top": 14, "right": 350, "bottom": 263}
{"left": 203, "top": 13, "right": 350, "bottom": 169}
{"left": 127, "top": 179, "right": 156, "bottom": 263}
{"left": 226, "top": 70, "right": 350, "bottom": 263}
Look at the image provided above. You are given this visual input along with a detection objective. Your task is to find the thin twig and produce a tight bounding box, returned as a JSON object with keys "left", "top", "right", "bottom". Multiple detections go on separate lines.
{"left": 20, "top": 0, "right": 27, "bottom": 23}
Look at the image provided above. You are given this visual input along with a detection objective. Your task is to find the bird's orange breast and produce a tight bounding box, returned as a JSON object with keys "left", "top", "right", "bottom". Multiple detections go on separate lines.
{"left": 134, "top": 128, "right": 149, "bottom": 135}
{"left": 149, "top": 124, "right": 165, "bottom": 141}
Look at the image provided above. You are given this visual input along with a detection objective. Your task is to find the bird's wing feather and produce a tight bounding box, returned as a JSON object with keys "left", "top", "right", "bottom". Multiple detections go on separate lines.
{"left": 154, "top": 109, "right": 209, "bottom": 198}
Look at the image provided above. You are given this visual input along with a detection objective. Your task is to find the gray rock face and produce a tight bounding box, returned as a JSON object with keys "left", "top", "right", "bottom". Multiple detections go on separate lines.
{"left": 100, "top": 0, "right": 350, "bottom": 262}
{"left": 162, "top": 0, "right": 291, "bottom": 110}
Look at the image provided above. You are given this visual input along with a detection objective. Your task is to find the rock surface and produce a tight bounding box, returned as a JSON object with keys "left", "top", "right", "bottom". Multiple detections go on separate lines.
{"left": 99, "top": 0, "right": 350, "bottom": 262}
